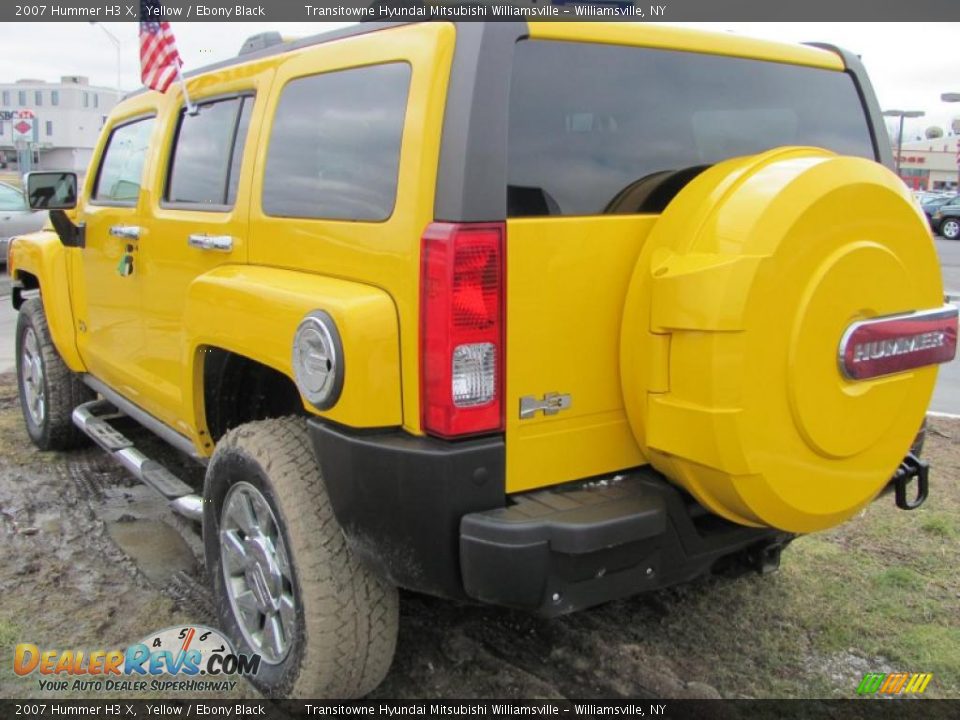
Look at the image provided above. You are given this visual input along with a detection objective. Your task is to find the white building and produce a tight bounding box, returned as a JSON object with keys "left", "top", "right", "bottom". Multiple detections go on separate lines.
{"left": 0, "top": 76, "right": 121, "bottom": 171}
{"left": 895, "top": 137, "right": 960, "bottom": 192}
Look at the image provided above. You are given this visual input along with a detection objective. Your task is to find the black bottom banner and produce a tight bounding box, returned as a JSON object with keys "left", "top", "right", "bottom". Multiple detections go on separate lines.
{"left": 2, "top": 700, "right": 960, "bottom": 720}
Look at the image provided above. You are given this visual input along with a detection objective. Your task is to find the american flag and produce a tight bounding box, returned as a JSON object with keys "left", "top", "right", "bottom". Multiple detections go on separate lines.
{"left": 140, "top": 0, "right": 182, "bottom": 93}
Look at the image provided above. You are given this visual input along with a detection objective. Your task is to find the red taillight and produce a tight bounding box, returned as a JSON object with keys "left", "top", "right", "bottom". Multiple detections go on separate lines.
{"left": 421, "top": 222, "right": 505, "bottom": 438}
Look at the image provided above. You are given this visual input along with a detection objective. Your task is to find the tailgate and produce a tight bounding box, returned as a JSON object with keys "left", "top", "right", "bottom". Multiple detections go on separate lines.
{"left": 505, "top": 217, "right": 650, "bottom": 493}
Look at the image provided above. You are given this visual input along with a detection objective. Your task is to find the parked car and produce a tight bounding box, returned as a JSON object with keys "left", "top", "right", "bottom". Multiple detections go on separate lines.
{"left": 921, "top": 194, "right": 955, "bottom": 225}
{"left": 932, "top": 196, "right": 960, "bottom": 239}
{"left": 8, "top": 22, "right": 956, "bottom": 698}
{"left": 0, "top": 180, "right": 46, "bottom": 266}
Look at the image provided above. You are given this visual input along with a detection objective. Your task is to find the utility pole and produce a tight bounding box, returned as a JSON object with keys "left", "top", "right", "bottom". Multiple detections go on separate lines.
{"left": 882, "top": 109, "right": 925, "bottom": 184}
{"left": 943, "top": 93, "right": 960, "bottom": 191}
{"left": 90, "top": 22, "right": 123, "bottom": 93}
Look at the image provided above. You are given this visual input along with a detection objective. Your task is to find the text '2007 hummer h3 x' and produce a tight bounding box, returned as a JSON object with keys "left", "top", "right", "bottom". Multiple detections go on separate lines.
{"left": 9, "top": 21, "right": 958, "bottom": 698}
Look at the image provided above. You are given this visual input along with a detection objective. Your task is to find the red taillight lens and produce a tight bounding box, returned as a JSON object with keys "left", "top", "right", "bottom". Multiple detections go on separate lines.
{"left": 421, "top": 222, "right": 505, "bottom": 438}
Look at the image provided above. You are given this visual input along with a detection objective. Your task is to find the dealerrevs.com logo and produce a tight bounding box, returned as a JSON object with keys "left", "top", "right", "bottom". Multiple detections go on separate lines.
{"left": 13, "top": 625, "right": 260, "bottom": 693}
{"left": 856, "top": 672, "right": 933, "bottom": 696}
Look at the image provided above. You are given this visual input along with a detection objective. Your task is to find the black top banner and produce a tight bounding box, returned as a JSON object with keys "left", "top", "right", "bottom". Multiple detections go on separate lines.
{"left": 2, "top": 700, "right": 960, "bottom": 720}
{"left": 2, "top": 0, "right": 960, "bottom": 22}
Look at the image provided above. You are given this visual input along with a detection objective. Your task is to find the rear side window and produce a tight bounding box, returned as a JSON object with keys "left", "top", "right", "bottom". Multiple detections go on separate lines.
{"left": 93, "top": 117, "right": 155, "bottom": 204}
{"left": 262, "top": 63, "right": 411, "bottom": 221}
{"left": 165, "top": 96, "right": 253, "bottom": 207}
{"left": 508, "top": 41, "right": 875, "bottom": 217}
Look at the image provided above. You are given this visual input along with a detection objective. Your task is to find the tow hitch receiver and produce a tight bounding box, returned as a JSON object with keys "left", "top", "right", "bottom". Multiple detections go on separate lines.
{"left": 893, "top": 453, "right": 929, "bottom": 511}
{"left": 748, "top": 543, "right": 784, "bottom": 575}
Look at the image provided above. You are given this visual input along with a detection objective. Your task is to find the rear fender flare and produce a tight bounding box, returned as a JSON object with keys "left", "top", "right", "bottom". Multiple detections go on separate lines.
{"left": 183, "top": 266, "right": 403, "bottom": 450}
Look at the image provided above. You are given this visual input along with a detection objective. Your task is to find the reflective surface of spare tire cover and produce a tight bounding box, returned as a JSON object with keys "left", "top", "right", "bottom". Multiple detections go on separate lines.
{"left": 620, "top": 147, "right": 945, "bottom": 533}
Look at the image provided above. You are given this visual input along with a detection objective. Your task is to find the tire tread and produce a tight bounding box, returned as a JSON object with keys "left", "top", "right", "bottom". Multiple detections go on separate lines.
{"left": 209, "top": 417, "right": 398, "bottom": 698}
{"left": 16, "top": 298, "right": 92, "bottom": 450}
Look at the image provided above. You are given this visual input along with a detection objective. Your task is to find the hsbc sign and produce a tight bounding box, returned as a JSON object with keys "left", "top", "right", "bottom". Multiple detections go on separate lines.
{"left": 2, "top": 109, "right": 37, "bottom": 142}
{"left": 11, "top": 116, "right": 35, "bottom": 141}
{"left": 0, "top": 109, "right": 36, "bottom": 121}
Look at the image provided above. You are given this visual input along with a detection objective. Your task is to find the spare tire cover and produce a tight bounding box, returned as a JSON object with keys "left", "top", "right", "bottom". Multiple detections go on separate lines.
{"left": 620, "top": 147, "right": 946, "bottom": 533}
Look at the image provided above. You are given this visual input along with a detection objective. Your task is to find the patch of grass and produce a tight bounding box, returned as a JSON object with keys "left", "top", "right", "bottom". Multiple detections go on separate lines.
{"left": 632, "top": 418, "right": 960, "bottom": 698}
{"left": 920, "top": 513, "right": 957, "bottom": 539}
{"left": 873, "top": 566, "right": 924, "bottom": 591}
{"left": 893, "top": 625, "right": 960, "bottom": 679}
{"left": 0, "top": 618, "right": 19, "bottom": 648}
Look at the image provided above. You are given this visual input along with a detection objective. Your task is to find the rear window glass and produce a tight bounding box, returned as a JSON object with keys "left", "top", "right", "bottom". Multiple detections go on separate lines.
{"left": 262, "top": 63, "right": 411, "bottom": 222}
{"left": 508, "top": 40, "right": 874, "bottom": 217}
{"left": 165, "top": 96, "right": 251, "bottom": 207}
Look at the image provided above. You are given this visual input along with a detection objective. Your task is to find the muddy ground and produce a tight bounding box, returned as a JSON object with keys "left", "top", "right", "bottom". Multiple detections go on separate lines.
{"left": 0, "top": 370, "right": 958, "bottom": 700}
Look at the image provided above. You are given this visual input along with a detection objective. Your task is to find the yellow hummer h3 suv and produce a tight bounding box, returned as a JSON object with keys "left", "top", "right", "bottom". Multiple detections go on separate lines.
{"left": 9, "top": 21, "right": 957, "bottom": 698}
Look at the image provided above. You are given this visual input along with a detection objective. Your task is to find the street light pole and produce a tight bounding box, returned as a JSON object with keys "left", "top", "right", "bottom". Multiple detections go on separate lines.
{"left": 882, "top": 109, "right": 925, "bottom": 183}
{"left": 894, "top": 114, "right": 905, "bottom": 175}
{"left": 943, "top": 93, "right": 960, "bottom": 190}
{"left": 90, "top": 22, "right": 122, "bottom": 93}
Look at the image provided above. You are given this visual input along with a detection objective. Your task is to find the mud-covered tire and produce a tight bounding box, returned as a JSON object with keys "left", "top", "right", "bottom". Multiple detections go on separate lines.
{"left": 15, "top": 298, "right": 93, "bottom": 450}
{"left": 941, "top": 218, "right": 960, "bottom": 240}
{"left": 202, "top": 417, "right": 398, "bottom": 698}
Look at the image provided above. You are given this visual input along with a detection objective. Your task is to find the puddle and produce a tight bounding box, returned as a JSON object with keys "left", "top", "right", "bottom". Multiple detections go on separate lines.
{"left": 37, "top": 509, "right": 62, "bottom": 534}
{"left": 106, "top": 519, "right": 197, "bottom": 586}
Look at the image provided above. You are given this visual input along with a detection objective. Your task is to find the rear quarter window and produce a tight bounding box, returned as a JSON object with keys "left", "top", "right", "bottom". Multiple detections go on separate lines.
{"left": 507, "top": 40, "right": 875, "bottom": 217}
{"left": 262, "top": 63, "right": 411, "bottom": 222}
{"left": 165, "top": 96, "right": 252, "bottom": 208}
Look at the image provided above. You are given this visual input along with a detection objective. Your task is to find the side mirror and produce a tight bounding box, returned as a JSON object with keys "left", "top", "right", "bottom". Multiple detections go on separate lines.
{"left": 25, "top": 171, "right": 78, "bottom": 210}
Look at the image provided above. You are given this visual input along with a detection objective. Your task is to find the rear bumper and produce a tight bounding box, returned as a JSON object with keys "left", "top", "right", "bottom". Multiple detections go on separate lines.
{"left": 309, "top": 420, "right": 506, "bottom": 600}
{"left": 309, "top": 420, "right": 791, "bottom": 616}
{"left": 460, "top": 474, "right": 791, "bottom": 616}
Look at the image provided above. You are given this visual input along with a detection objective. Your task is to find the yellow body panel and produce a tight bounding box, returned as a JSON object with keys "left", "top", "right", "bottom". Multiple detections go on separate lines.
{"left": 69, "top": 100, "right": 161, "bottom": 403}
{"left": 505, "top": 217, "right": 653, "bottom": 493}
{"left": 247, "top": 22, "right": 455, "bottom": 436}
{"left": 133, "top": 61, "right": 273, "bottom": 430}
{"left": 8, "top": 230, "right": 85, "bottom": 372}
{"left": 45, "top": 22, "right": 452, "bottom": 453}
{"left": 13, "top": 21, "right": 944, "bottom": 535}
{"left": 502, "top": 24, "right": 844, "bottom": 495}
{"left": 620, "top": 148, "right": 943, "bottom": 532}
{"left": 527, "top": 22, "right": 844, "bottom": 69}
{"left": 182, "top": 266, "right": 402, "bottom": 451}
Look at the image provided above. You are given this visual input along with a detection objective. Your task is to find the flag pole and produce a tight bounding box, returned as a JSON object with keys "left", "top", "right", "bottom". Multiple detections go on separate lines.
{"left": 177, "top": 66, "right": 198, "bottom": 115}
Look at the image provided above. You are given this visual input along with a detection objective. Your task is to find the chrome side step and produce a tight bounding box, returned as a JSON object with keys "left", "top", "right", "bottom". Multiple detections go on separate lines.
{"left": 72, "top": 400, "right": 204, "bottom": 522}
{"left": 81, "top": 375, "right": 206, "bottom": 464}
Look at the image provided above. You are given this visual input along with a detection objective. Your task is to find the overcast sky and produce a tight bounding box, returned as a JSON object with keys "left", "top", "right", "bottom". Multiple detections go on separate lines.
{"left": 3, "top": 22, "right": 959, "bottom": 140}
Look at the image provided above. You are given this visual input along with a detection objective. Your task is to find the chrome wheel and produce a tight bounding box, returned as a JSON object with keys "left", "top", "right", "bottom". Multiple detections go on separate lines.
{"left": 219, "top": 481, "right": 296, "bottom": 664}
{"left": 21, "top": 327, "right": 45, "bottom": 428}
{"left": 942, "top": 219, "right": 960, "bottom": 240}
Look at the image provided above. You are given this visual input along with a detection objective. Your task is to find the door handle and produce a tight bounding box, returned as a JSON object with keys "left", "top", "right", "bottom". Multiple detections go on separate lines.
{"left": 109, "top": 225, "right": 141, "bottom": 240}
{"left": 187, "top": 234, "right": 234, "bottom": 252}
